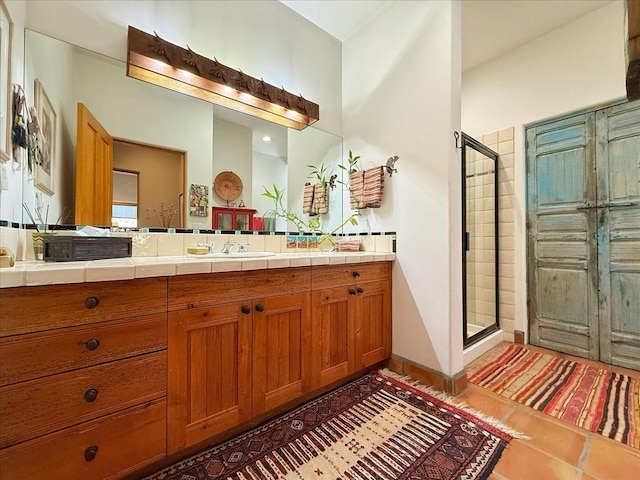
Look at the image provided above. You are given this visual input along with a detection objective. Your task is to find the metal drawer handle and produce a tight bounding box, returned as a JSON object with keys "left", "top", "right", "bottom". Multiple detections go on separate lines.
{"left": 84, "top": 445, "right": 99, "bottom": 462}
{"left": 241, "top": 305, "right": 251, "bottom": 315}
{"left": 352, "top": 271, "right": 360, "bottom": 278}
{"left": 349, "top": 289, "right": 357, "bottom": 296}
{"left": 84, "top": 296, "right": 100, "bottom": 309}
{"left": 85, "top": 339, "right": 100, "bottom": 351}
{"left": 255, "top": 304, "right": 265, "bottom": 312}
{"left": 357, "top": 287, "right": 364, "bottom": 294}
{"left": 84, "top": 388, "right": 99, "bottom": 403}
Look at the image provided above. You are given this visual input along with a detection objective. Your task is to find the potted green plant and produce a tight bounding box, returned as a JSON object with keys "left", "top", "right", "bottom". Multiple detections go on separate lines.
{"left": 337, "top": 149, "right": 363, "bottom": 210}
{"left": 261, "top": 184, "right": 359, "bottom": 251}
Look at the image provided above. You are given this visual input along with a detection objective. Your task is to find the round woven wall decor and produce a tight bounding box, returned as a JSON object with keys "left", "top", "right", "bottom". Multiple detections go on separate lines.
{"left": 213, "top": 171, "right": 243, "bottom": 201}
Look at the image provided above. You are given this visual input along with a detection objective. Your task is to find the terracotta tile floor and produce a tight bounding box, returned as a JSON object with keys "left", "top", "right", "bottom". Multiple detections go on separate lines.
{"left": 461, "top": 343, "right": 640, "bottom": 480}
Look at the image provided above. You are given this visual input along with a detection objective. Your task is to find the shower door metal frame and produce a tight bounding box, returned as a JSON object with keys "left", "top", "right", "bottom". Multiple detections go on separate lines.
{"left": 461, "top": 132, "right": 500, "bottom": 347}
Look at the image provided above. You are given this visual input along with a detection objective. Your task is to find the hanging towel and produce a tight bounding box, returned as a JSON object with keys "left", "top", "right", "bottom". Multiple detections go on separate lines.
{"left": 349, "top": 170, "right": 365, "bottom": 210}
{"left": 302, "top": 183, "right": 314, "bottom": 214}
{"left": 362, "top": 166, "right": 385, "bottom": 208}
{"left": 335, "top": 239, "right": 361, "bottom": 252}
{"left": 312, "top": 183, "right": 329, "bottom": 215}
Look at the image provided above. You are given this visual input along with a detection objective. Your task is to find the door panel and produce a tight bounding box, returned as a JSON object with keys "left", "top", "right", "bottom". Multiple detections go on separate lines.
{"left": 596, "top": 101, "right": 640, "bottom": 370}
{"left": 311, "top": 288, "right": 354, "bottom": 388}
{"left": 527, "top": 113, "right": 599, "bottom": 360}
{"left": 252, "top": 293, "right": 311, "bottom": 415}
{"left": 75, "top": 103, "right": 113, "bottom": 226}
{"left": 358, "top": 280, "right": 391, "bottom": 368}
{"left": 167, "top": 303, "right": 251, "bottom": 453}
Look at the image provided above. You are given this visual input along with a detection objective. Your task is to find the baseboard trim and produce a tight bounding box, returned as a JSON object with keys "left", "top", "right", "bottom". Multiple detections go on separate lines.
{"left": 385, "top": 355, "right": 467, "bottom": 396}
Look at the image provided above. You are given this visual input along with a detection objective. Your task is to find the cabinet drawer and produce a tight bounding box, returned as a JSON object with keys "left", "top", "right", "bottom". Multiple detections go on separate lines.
{"left": 0, "top": 313, "right": 167, "bottom": 386}
{"left": 0, "top": 398, "right": 167, "bottom": 480}
{"left": 169, "top": 267, "right": 311, "bottom": 310}
{"left": 311, "top": 262, "right": 389, "bottom": 290}
{"left": 0, "top": 277, "right": 167, "bottom": 337}
{"left": 1, "top": 351, "right": 166, "bottom": 448}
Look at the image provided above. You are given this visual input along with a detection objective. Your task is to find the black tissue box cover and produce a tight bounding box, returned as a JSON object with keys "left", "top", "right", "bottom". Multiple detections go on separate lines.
{"left": 43, "top": 236, "right": 132, "bottom": 262}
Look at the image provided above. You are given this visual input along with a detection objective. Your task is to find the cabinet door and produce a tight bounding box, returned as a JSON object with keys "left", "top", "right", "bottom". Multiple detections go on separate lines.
{"left": 167, "top": 303, "right": 251, "bottom": 453}
{"left": 252, "top": 293, "right": 311, "bottom": 415}
{"left": 311, "top": 287, "right": 356, "bottom": 388}
{"left": 356, "top": 280, "right": 392, "bottom": 368}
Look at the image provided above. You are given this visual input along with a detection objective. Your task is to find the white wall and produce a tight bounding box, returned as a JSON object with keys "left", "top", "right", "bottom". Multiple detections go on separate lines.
{"left": 0, "top": 0, "right": 25, "bottom": 223}
{"left": 212, "top": 119, "right": 252, "bottom": 208}
{"left": 343, "top": 1, "right": 463, "bottom": 377}
{"left": 252, "top": 151, "right": 287, "bottom": 230}
{"left": 461, "top": 1, "right": 626, "bottom": 343}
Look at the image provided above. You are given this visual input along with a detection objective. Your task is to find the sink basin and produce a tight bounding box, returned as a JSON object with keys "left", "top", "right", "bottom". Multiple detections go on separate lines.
{"left": 188, "top": 252, "right": 276, "bottom": 259}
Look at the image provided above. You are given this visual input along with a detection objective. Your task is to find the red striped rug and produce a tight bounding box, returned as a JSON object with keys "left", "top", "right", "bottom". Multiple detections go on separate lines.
{"left": 145, "top": 371, "right": 518, "bottom": 479}
{"left": 468, "top": 344, "right": 640, "bottom": 449}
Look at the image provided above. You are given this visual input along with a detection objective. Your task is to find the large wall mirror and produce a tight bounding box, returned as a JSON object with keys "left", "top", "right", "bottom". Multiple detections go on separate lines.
{"left": 22, "top": 29, "right": 344, "bottom": 233}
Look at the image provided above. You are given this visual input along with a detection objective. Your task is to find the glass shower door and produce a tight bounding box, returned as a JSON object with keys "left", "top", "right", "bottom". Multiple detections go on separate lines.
{"left": 461, "top": 133, "right": 499, "bottom": 347}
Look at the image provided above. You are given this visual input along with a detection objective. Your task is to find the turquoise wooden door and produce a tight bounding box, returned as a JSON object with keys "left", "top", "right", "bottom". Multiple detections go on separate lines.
{"left": 527, "top": 100, "right": 640, "bottom": 370}
{"left": 526, "top": 113, "right": 599, "bottom": 360}
{"left": 596, "top": 101, "right": 640, "bottom": 370}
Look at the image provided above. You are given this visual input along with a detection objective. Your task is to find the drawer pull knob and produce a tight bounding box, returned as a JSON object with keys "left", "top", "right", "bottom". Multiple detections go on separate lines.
{"left": 352, "top": 271, "right": 360, "bottom": 278}
{"left": 84, "top": 388, "right": 99, "bottom": 403}
{"left": 349, "top": 289, "right": 357, "bottom": 296}
{"left": 84, "top": 445, "right": 99, "bottom": 462}
{"left": 84, "top": 296, "right": 100, "bottom": 309}
{"left": 85, "top": 339, "right": 100, "bottom": 351}
{"left": 255, "top": 303, "right": 265, "bottom": 312}
{"left": 241, "top": 305, "right": 251, "bottom": 315}
{"left": 357, "top": 287, "right": 364, "bottom": 294}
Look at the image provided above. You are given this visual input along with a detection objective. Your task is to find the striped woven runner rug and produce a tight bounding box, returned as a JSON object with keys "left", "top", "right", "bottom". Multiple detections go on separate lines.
{"left": 145, "top": 370, "right": 518, "bottom": 480}
{"left": 468, "top": 344, "right": 640, "bottom": 449}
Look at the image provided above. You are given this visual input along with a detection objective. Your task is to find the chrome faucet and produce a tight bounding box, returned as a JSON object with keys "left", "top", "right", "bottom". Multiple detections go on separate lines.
{"left": 221, "top": 240, "right": 236, "bottom": 254}
{"left": 197, "top": 243, "right": 215, "bottom": 253}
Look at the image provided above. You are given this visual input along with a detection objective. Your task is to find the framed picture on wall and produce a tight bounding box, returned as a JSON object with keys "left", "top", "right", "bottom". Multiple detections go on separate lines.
{"left": 34, "top": 79, "right": 55, "bottom": 194}
{"left": 189, "top": 184, "right": 209, "bottom": 216}
{"left": 0, "top": 1, "right": 13, "bottom": 163}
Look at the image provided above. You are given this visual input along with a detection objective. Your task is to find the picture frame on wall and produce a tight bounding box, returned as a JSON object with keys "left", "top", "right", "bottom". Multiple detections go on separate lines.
{"left": 34, "top": 79, "right": 55, "bottom": 195}
{"left": 0, "top": 0, "right": 13, "bottom": 163}
{"left": 189, "top": 184, "right": 209, "bottom": 217}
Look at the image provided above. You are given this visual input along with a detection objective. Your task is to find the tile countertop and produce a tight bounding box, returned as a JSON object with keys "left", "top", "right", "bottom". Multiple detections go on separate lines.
{"left": 0, "top": 252, "right": 396, "bottom": 288}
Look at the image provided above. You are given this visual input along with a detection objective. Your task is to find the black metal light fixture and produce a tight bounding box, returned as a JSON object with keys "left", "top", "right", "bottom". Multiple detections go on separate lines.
{"left": 126, "top": 26, "right": 319, "bottom": 130}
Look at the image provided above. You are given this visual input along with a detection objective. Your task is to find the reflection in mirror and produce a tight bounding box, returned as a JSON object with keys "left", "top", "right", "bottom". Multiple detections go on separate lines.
{"left": 461, "top": 133, "right": 499, "bottom": 347}
{"left": 23, "top": 29, "right": 344, "bottom": 233}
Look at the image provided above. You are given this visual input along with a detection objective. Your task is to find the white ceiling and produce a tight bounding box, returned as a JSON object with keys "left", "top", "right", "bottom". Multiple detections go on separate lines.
{"left": 280, "top": 0, "right": 613, "bottom": 71}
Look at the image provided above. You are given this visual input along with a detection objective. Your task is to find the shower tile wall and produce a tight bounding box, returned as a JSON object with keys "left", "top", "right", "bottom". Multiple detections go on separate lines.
{"left": 466, "top": 145, "right": 497, "bottom": 331}
{"left": 475, "top": 128, "right": 515, "bottom": 340}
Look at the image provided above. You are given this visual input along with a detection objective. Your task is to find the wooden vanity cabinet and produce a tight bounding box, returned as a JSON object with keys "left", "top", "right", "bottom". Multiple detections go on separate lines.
{"left": 0, "top": 278, "right": 168, "bottom": 480}
{"left": 167, "top": 269, "right": 312, "bottom": 453}
{"left": 311, "top": 262, "right": 391, "bottom": 389}
{"left": 0, "top": 261, "right": 391, "bottom": 478}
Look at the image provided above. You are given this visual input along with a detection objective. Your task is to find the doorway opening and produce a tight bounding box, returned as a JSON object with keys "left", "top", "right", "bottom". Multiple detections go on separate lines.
{"left": 113, "top": 139, "right": 186, "bottom": 229}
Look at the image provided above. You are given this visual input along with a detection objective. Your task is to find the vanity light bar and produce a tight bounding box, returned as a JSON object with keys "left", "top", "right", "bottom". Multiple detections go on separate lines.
{"left": 126, "top": 26, "right": 319, "bottom": 130}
